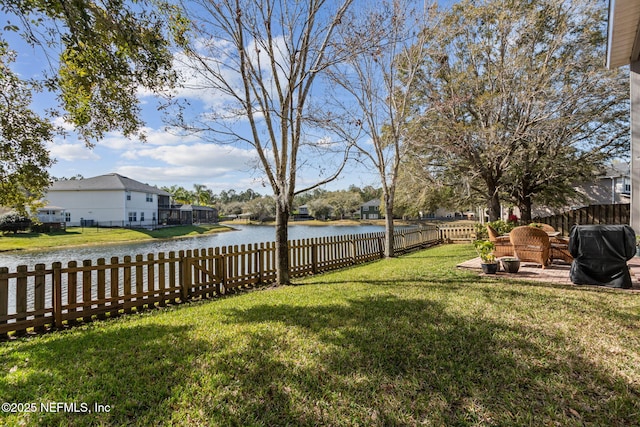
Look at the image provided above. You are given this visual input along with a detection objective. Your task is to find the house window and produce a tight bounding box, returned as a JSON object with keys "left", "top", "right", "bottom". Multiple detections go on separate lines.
{"left": 128, "top": 212, "right": 137, "bottom": 222}
{"left": 126, "top": 191, "right": 131, "bottom": 201}
{"left": 140, "top": 212, "right": 145, "bottom": 222}
{"left": 152, "top": 212, "right": 156, "bottom": 222}
{"left": 146, "top": 193, "right": 153, "bottom": 202}
{"left": 65, "top": 212, "right": 71, "bottom": 222}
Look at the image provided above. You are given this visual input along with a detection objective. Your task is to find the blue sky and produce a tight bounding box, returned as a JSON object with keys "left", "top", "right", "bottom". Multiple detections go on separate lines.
{"left": 2, "top": 7, "right": 387, "bottom": 195}
{"left": 4, "top": 1, "right": 457, "bottom": 195}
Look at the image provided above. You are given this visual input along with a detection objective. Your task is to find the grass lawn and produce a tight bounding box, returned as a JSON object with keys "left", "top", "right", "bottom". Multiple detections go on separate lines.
{"left": 0, "top": 224, "right": 232, "bottom": 252}
{"left": 1, "top": 244, "right": 639, "bottom": 426}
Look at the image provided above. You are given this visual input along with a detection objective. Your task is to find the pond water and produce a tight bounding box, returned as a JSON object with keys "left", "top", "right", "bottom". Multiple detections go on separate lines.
{"left": 0, "top": 224, "right": 391, "bottom": 270}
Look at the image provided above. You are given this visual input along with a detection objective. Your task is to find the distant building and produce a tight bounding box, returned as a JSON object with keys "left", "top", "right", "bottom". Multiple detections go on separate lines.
{"left": 44, "top": 173, "right": 172, "bottom": 227}
{"left": 360, "top": 199, "right": 381, "bottom": 219}
{"left": 532, "top": 162, "right": 630, "bottom": 218}
{"left": 36, "top": 206, "right": 66, "bottom": 224}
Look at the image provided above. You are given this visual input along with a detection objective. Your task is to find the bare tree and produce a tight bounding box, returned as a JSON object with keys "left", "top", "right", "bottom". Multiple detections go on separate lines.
{"left": 172, "top": 0, "right": 356, "bottom": 284}
{"left": 324, "top": 0, "right": 438, "bottom": 256}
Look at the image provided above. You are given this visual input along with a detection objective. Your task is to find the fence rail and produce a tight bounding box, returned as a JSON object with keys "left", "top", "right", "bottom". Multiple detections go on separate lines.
{"left": 437, "top": 224, "right": 477, "bottom": 242}
{"left": 534, "top": 203, "right": 630, "bottom": 236}
{"left": 0, "top": 226, "right": 440, "bottom": 337}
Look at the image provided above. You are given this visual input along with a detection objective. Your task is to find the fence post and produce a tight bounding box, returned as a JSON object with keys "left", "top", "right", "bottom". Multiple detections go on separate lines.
{"left": 157, "top": 252, "right": 166, "bottom": 307}
{"left": 350, "top": 236, "right": 356, "bottom": 265}
{"left": 110, "top": 257, "right": 120, "bottom": 317}
{"left": 0, "top": 267, "right": 8, "bottom": 339}
{"left": 97, "top": 258, "right": 106, "bottom": 319}
{"left": 53, "top": 262, "right": 62, "bottom": 329}
{"left": 82, "top": 260, "right": 92, "bottom": 322}
{"left": 256, "top": 245, "right": 263, "bottom": 285}
{"left": 215, "top": 247, "right": 226, "bottom": 295}
{"left": 311, "top": 241, "right": 318, "bottom": 274}
{"left": 147, "top": 253, "right": 155, "bottom": 306}
{"left": 135, "top": 255, "right": 144, "bottom": 311}
{"left": 123, "top": 256, "right": 132, "bottom": 314}
{"left": 67, "top": 260, "right": 78, "bottom": 323}
{"left": 15, "top": 265, "right": 27, "bottom": 336}
{"left": 34, "top": 264, "right": 45, "bottom": 331}
{"left": 181, "top": 250, "right": 192, "bottom": 301}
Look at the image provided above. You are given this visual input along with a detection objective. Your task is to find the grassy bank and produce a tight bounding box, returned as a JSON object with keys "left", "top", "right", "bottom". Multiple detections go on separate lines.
{"left": 0, "top": 224, "right": 231, "bottom": 252}
{"left": 1, "top": 244, "right": 639, "bottom": 426}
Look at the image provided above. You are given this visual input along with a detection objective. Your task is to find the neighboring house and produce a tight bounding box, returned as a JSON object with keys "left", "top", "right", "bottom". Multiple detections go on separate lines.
{"left": 179, "top": 205, "right": 218, "bottom": 225}
{"left": 421, "top": 209, "right": 477, "bottom": 221}
{"left": 292, "top": 204, "right": 314, "bottom": 221}
{"left": 532, "top": 162, "right": 631, "bottom": 218}
{"left": 36, "top": 206, "right": 66, "bottom": 223}
{"left": 360, "top": 199, "right": 381, "bottom": 220}
{"left": 44, "top": 173, "right": 172, "bottom": 227}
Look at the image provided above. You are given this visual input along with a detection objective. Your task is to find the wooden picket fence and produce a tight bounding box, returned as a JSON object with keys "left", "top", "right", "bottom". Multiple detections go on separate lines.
{"left": 437, "top": 224, "right": 477, "bottom": 242}
{"left": 0, "top": 226, "right": 440, "bottom": 337}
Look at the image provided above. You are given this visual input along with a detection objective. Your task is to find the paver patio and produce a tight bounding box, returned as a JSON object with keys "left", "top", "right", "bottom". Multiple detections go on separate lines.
{"left": 458, "top": 256, "right": 640, "bottom": 291}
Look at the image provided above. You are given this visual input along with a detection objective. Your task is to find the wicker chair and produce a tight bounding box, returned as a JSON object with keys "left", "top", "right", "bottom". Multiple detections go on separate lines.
{"left": 533, "top": 223, "right": 556, "bottom": 233}
{"left": 550, "top": 237, "right": 573, "bottom": 264}
{"left": 509, "top": 226, "right": 550, "bottom": 268}
{"left": 487, "top": 225, "right": 514, "bottom": 258}
{"left": 530, "top": 223, "right": 573, "bottom": 263}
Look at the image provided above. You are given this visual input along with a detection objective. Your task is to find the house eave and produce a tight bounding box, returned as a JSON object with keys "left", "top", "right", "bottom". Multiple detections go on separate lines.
{"left": 607, "top": 0, "right": 640, "bottom": 68}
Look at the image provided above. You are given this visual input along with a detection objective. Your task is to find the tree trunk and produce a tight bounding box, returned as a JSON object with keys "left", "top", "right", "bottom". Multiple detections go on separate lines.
{"left": 274, "top": 198, "right": 290, "bottom": 285}
{"left": 488, "top": 190, "right": 501, "bottom": 222}
{"left": 384, "top": 192, "right": 394, "bottom": 258}
{"left": 518, "top": 195, "right": 533, "bottom": 223}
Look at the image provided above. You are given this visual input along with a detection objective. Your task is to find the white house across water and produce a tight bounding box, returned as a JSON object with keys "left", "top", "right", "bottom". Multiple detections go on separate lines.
{"left": 44, "top": 173, "right": 171, "bottom": 227}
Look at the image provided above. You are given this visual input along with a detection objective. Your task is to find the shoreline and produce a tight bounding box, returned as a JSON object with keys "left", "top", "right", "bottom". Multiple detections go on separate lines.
{"left": 0, "top": 224, "right": 236, "bottom": 254}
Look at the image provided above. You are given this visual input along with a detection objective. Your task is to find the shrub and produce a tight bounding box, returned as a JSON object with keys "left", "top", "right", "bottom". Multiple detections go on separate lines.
{"left": 0, "top": 212, "right": 32, "bottom": 234}
{"left": 475, "top": 219, "right": 516, "bottom": 240}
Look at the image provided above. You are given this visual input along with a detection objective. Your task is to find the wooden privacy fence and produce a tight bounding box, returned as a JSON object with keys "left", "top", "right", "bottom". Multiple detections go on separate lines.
{"left": 534, "top": 203, "right": 630, "bottom": 236}
{"left": 0, "top": 226, "right": 440, "bottom": 337}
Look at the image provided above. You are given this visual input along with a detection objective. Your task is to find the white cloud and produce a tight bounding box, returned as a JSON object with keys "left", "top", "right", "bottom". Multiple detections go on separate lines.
{"left": 47, "top": 142, "right": 100, "bottom": 161}
{"left": 132, "top": 143, "right": 257, "bottom": 170}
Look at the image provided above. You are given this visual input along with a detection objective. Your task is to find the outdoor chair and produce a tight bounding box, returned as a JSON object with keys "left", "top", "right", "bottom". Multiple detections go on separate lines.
{"left": 529, "top": 223, "right": 573, "bottom": 264}
{"left": 569, "top": 224, "right": 636, "bottom": 289}
{"left": 549, "top": 236, "right": 573, "bottom": 264}
{"left": 509, "top": 226, "right": 550, "bottom": 268}
{"left": 487, "top": 225, "right": 514, "bottom": 257}
{"left": 530, "top": 223, "right": 556, "bottom": 233}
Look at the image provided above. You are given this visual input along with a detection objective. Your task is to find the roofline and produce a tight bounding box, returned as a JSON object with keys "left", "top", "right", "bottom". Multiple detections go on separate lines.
{"left": 607, "top": 0, "right": 615, "bottom": 68}
{"left": 607, "top": 0, "right": 640, "bottom": 68}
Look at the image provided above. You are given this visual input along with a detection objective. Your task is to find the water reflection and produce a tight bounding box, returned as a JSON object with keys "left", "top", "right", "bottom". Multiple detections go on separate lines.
{"left": 0, "top": 224, "right": 391, "bottom": 270}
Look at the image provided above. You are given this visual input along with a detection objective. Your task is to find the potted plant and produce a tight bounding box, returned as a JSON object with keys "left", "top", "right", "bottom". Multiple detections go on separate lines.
{"left": 500, "top": 256, "right": 521, "bottom": 273}
{"left": 474, "top": 240, "right": 499, "bottom": 274}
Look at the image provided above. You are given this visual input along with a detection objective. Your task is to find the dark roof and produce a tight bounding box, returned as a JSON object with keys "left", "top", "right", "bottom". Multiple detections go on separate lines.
{"left": 361, "top": 199, "right": 381, "bottom": 207}
{"left": 179, "top": 204, "right": 216, "bottom": 211}
{"left": 49, "top": 173, "right": 171, "bottom": 196}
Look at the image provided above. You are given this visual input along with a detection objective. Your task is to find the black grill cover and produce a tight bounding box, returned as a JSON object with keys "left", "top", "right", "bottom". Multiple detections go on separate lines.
{"left": 569, "top": 224, "right": 636, "bottom": 289}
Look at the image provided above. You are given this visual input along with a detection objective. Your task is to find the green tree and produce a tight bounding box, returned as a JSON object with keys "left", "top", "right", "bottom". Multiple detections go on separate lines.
{"left": 0, "top": 212, "right": 31, "bottom": 234}
{"left": 244, "top": 196, "right": 276, "bottom": 221}
{"left": 308, "top": 199, "right": 333, "bottom": 221}
{"left": 2, "top": 0, "right": 181, "bottom": 143}
{"left": 0, "top": 42, "right": 54, "bottom": 214}
{"left": 1, "top": 0, "right": 182, "bottom": 213}
{"left": 407, "top": 0, "right": 628, "bottom": 221}
{"left": 326, "top": 190, "right": 362, "bottom": 219}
